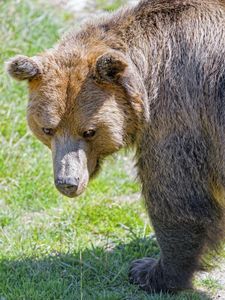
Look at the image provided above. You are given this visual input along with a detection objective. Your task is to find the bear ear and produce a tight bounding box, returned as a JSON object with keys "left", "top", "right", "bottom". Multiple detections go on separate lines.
{"left": 95, "top": 53, "right": 128, "bottom": 82}
{"left": 5, "top": 55, "right": 41, "bottom": 81}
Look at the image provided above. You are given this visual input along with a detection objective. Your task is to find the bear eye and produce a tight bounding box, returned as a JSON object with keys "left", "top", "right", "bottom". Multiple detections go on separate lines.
{"left": 83, "top": 130, "right": 96, "bottom": 139}
{"left": 42, "top": 128, "right": 54, "bottom": 136}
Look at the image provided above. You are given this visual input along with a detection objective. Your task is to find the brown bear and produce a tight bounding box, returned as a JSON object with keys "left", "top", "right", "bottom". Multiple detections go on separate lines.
{"left": 6, "top": 0, "right": 225, "bottom": 294}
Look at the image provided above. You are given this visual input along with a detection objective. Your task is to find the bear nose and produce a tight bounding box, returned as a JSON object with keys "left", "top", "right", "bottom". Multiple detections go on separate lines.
{"left": 55, "top": 177, "right": 79, "bottom": 191}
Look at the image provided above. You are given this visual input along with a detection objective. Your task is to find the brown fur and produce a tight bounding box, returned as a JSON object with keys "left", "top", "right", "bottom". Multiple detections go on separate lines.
{"left": 6, "top": 0, "right": 225, "bottom": 293}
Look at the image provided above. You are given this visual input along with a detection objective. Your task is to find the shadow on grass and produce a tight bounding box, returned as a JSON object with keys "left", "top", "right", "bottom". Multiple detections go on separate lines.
{"left": 0, "top": 237, "right": 211, "bottom": 300}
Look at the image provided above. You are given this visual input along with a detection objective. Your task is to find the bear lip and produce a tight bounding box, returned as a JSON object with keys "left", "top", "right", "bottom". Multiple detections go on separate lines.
{"left": 57, "top": 186, "right": 85, "bottom": 198}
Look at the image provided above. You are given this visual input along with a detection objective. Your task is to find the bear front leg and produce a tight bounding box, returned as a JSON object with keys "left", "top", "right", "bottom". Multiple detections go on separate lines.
{"left": 129, "top": 218, "right": 205, "bottom": 293}
{"left": 130, "top": 132, "right": 221, "bottom": 293}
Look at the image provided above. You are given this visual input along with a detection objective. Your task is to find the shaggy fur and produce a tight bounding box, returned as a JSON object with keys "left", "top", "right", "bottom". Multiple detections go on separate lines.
{"left": 6, "top": 0, "right": 225, "bottom": 293}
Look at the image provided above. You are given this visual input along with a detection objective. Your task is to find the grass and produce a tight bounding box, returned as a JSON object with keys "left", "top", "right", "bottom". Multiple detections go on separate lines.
{"left": 96, "top": 0, "right": 126, "bottom": 11}
{"left": 0, "top": 0, "right": 224, "bottom": 299}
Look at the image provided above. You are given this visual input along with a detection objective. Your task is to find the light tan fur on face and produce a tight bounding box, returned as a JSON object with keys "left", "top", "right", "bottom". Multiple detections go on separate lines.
{"left": 16, "top": 43, "right": 141, "bottom": 197}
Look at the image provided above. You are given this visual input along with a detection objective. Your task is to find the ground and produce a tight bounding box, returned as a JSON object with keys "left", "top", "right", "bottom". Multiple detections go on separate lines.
{"left": 0, "top": 1, "right": 224, "bottom": 299}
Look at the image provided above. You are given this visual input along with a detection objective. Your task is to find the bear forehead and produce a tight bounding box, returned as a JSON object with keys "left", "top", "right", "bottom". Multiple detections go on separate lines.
{"left": 29, "top": 55, "right": 90, "bottom": 99}
{"left": 27, "top": 57, "right": 93, "bottom": 127}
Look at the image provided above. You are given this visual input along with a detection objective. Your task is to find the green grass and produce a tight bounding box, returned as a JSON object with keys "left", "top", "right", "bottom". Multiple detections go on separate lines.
{"left": 0, "top": 1, "right": 224, "bottom": 299}
{"left": 96, "top": 0, "right": 126, "bottom": 11}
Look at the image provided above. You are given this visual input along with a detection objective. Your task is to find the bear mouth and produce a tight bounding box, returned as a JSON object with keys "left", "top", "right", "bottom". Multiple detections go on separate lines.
{"left": 90, "top": 159, "right": 101, "bottom": 179}
{"left": 57, "top": 179, "right": 88, "bottom": 198}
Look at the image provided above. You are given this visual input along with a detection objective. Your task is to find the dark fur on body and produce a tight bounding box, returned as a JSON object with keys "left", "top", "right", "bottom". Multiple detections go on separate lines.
{"left": 128, "top": 0, "right": 225, "bottom": 292}
{"left": 6, "top": 0, "right": 225, "bottom": 293}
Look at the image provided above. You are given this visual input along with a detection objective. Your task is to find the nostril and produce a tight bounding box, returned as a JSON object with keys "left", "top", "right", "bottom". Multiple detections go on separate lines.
{"left": 55, "top": 177, "right": 79, "bottom": 191}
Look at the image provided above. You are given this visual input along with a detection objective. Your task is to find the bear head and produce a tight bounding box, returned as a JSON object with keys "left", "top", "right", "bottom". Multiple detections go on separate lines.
{"left": 6, "top": 39, "right": 146, "bottom": 198}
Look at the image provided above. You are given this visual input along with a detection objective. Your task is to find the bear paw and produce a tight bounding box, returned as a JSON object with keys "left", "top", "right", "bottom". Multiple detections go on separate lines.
{"left": 129, "top": 258, "right": 167, "bottom": 293}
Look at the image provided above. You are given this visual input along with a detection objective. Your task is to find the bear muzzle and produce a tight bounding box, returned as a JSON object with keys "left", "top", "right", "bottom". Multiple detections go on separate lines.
{"left": 51, "top": 135, "right": 90, "bottom": 198}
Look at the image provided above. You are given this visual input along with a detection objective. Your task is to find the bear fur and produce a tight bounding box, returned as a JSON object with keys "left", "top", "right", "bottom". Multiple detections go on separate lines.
{"left": 6, "top": 0, "right": 225, "bottom": 293}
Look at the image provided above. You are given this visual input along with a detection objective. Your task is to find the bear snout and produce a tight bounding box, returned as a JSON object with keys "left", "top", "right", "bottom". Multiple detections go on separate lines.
{"left": 55, "top": 176, "right": 79, "bottom": 197}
